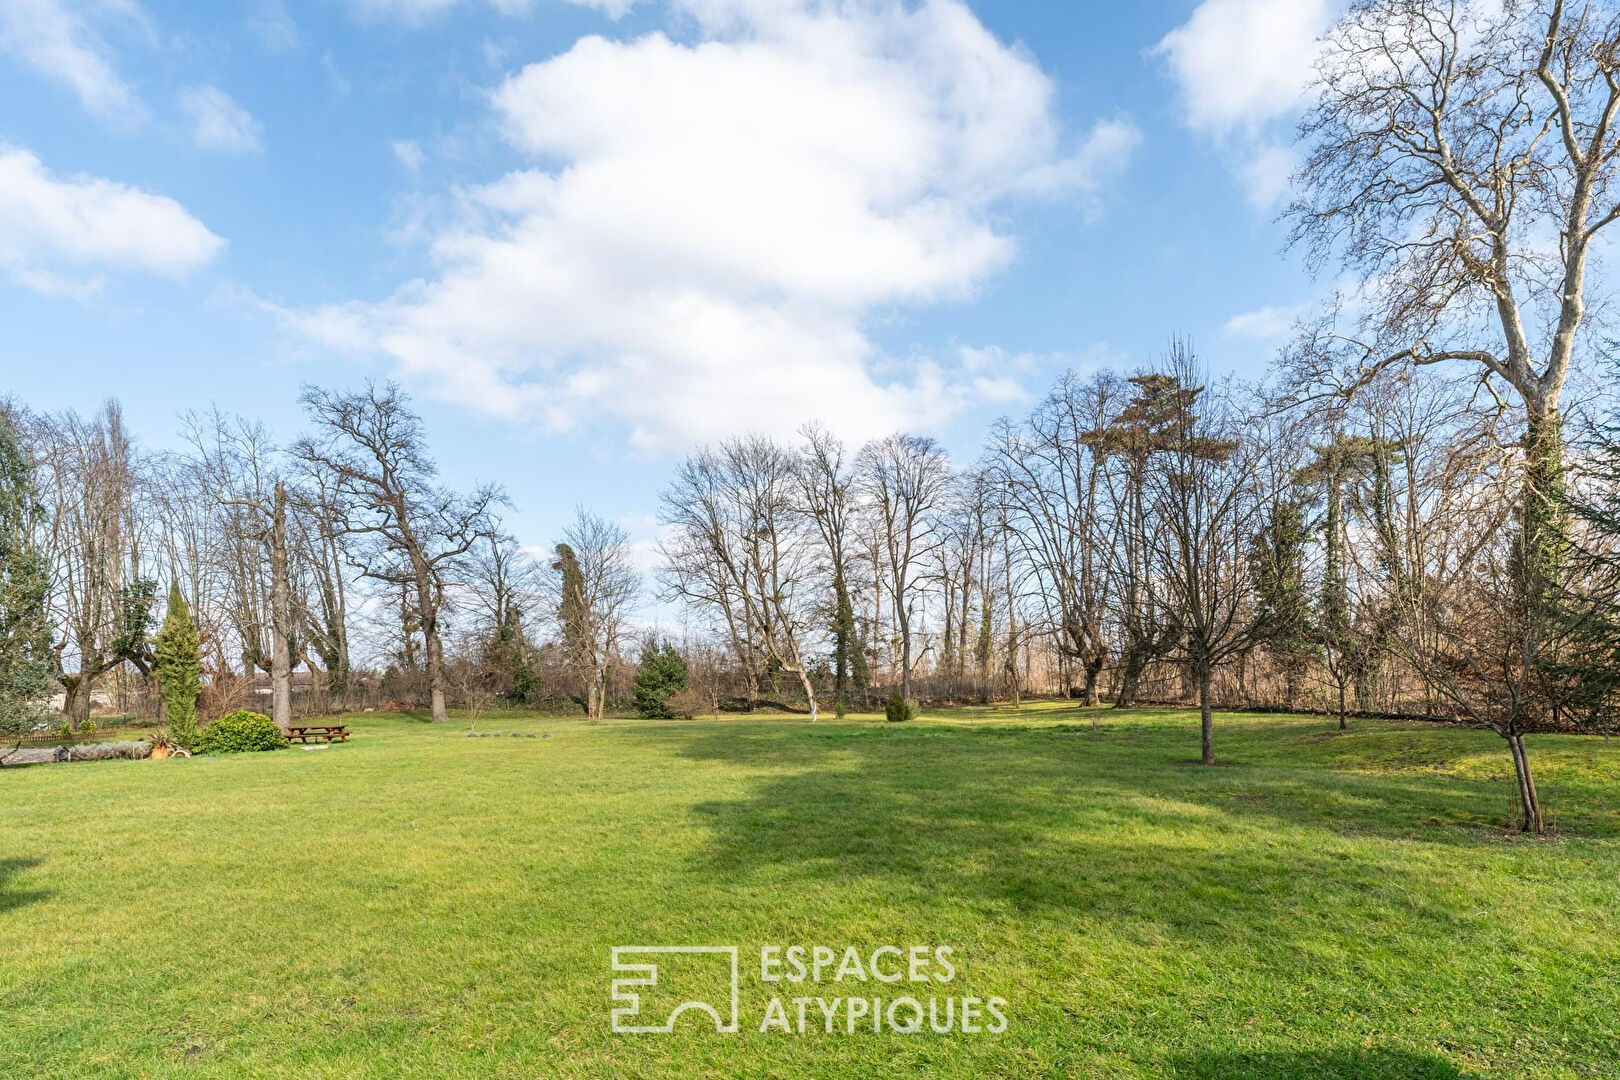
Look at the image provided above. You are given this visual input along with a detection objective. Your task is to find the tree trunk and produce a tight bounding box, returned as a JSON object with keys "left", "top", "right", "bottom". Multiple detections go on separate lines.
{"left": 1507, "top": 731, "right": 1544, "bottom": 835}
{"left": 795, "top": 667, "right": 818, "bottom": 724}
{"left": 269, "top": 483, "right": 293, "bottom": 732}
{"left": 1083, "top": 655, "right": 1103, "bottom": 707}
{"left": 899, "top": 611, "right": 913, "bottom": 704}
{"left": 62, "top": 673, "right": 93, "bottom": 726}
{"left": 1199, "top": 665, "right": 1214, "bottom": 766}
{"left": 1519, "top": 409, "right": 1565, "bottom": 590}
{"left": 1114, "top": 641, "right": 1147, "bottom": 709}
{"left": 1338, "top": 682, "right": 1347, "bottom": 732}
{"left": 425, "top": 625, "right": 448, "bottom": 723}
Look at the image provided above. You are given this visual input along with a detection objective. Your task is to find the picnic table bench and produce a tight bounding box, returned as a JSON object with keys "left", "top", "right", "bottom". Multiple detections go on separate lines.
{"left": 286, "top": 724, "right": 349, "bottom": 744}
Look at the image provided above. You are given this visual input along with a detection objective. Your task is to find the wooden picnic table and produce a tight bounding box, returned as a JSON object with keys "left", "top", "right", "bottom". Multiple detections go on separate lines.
{"left": 285, "top": 724, "right": 350, "bottom": 744}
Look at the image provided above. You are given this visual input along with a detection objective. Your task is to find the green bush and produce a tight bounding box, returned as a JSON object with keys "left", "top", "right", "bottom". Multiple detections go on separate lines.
{"left": 195, "top": 710, "right": 288, "bottom": 754}
{"left": 884, "top": 693, "right": 920, "bottom": 723}
{"left": 632, "top": 640, "right": 690, "bottom": 719}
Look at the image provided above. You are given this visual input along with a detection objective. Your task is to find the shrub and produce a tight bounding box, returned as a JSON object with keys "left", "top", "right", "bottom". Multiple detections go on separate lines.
{"left": 884, "top": 693, "right": 920, "bottom": 723}
{"left": 64, "top": 740, "right": 149, "bottom": 762}
{"left": 632, "top": 640, "right": 690, "bottom": 719}
{"left": 195, "top": 710, "right": 288, "bottom": 755}
{"left": 667, "top": 688, "right": 711, "bottom": 721}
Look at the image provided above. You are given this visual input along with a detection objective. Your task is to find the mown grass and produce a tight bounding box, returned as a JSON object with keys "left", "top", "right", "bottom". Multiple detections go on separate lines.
{"left": 0, "top": 703, "right": 1616, "bottom": 1078}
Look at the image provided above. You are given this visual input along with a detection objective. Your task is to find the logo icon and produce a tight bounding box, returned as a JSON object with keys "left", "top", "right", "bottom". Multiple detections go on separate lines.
{"left": 610, "top": 946, "right": 740, "bottom": 1034}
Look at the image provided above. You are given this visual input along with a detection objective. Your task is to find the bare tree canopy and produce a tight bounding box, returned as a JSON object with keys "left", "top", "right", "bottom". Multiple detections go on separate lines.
{"left": 660, "top": 436, "right": 824, "bottom": 719}
{"left": 545, "top": 508, "right": 638, "bottom": 721}
{"left": 857, "top": 433, "right": 952, "bottom": 704}
{"left": 1290, "top": 0, "right": 1620, "bottom": 426}
{"left": 293, "top": 381, "right": 503, "bottom": 724}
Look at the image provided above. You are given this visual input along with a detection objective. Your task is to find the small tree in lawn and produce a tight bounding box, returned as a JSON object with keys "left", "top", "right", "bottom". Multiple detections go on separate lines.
{"left": 1143, "top": 342, "right": 1271, "bottom": 765}
{"left": 633, "top": 639, "right": 690, "bottom": 719}
{"left": 155, "top": 582, "right": 202, "bottom": 748}
{"left": 0, "top": 409, "right": 54, "bottom": 753}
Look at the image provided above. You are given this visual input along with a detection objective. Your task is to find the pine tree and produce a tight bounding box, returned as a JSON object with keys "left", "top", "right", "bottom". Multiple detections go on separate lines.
{"left": 1557, "top": 395, "right": 1620, "bottom": 735}
{"left": 632, "top": 640, "right": 689, "bottom": 719}
{"left": 1252, "top": 494, "right": 1315, "bottom": 706}
{"left": 0, "top": 412, "right": 54, "bottom": 747}
{"left": 154, "top": 581, "right": 202, "bottom": 747}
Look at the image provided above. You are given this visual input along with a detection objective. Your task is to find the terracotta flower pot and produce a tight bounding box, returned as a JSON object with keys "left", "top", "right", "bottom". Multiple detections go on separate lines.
{"left": 150, "top": 746, "right": 171, "bottom": 760}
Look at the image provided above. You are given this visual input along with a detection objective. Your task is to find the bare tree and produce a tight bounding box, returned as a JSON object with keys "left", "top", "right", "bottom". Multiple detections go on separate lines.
{"left": 294, "top": 382, "right": 501, "bottom": 724}
{"left": 185, "top": 410, "right": 296, "bottom": 731}
{"left": 1087, "top": 373, "right": 1187, "bottom": 707}
{"left": 1389, "top": 505, "right": 1552, "bottom": 831}
{"left": 1290, "top": 0, "right": 1620, "bottom": 586}
{"left": 547, "top": 509, "right": 638, "bottom": 721}
{"left": 661, "top": 437, "right": 823, "bottom": 721}
{"left": 857, "top": 434, "right": 951, "bottom": 704}
{"left": 468, "top": 522, "right": 541, "bottom": 700}
{"left": 795, "top": 425, "right": 865, "bottom": 715}
{"left": 288, "top": 471, "right": 354, "bottom": 697}
{"left": 924, "top": 470, "right": 994, "bottom": 701}
{"left": 986, "top": 371, "right": 1120, "bottom": 705}
{"left": 34, "top": 403, "right": 151, "bottom": 724}
{"left": 1143, "top": 345, "right": 1272, "bottom": 765}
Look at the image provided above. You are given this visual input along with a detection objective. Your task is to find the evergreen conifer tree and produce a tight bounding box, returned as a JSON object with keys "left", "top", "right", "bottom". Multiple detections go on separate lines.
{"left": 632, "top": 640, "right": 689, "bottom": 719}
{"left": 154, "top": 581, "right": 202, "bottom": 747}
{"left": 0, "top": 413, "right": 54, "bottom": 747}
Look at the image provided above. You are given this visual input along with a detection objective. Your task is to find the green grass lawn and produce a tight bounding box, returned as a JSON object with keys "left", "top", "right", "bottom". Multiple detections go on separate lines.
{"left": 1, "top": 704, "right": 1617, "bottom": 1079}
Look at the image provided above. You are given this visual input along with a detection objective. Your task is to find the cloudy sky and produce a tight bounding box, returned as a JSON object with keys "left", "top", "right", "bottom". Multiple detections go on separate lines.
{"left": 2, "top": 0, "right": 1337, "bottom": 550}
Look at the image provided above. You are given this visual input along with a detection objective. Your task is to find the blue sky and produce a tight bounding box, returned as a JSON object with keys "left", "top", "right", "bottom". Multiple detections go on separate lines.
{"left": 0, "top": 0, "right": 1333, "bottom": 553}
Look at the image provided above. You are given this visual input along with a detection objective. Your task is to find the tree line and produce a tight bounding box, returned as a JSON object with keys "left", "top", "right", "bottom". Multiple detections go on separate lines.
{"left": 6, "top": 1, "right": 1620, "bottom": 836}
{"left": 4, "top": 340, "right": 1620, "bottom": 831}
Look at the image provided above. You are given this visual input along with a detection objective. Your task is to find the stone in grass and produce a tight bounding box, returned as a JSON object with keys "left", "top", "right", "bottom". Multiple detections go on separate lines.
{"left": 510, "top": 732, "right": 522, "bottom": 737}
{"left": 525, "top": 733, "right": 536, "bottom": 739}
{"left": 542, "top": 733, "right": 551, "bottom": 739}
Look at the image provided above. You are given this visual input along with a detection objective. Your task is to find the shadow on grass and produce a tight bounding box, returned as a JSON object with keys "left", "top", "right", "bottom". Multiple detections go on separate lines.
{"left": 645, "top": 720, "right": 1571, "bottom": 951}
{"left": 1176, "top": 1047, "right": 1463, "bottom": 1079}
{"left": 0, "top": 857, "right": 51, "bottom": 913}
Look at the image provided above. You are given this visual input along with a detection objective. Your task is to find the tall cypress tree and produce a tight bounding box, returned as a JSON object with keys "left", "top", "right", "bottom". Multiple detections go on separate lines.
{"left": 829, "top": 570, "right": 857, "bottom": 718}
{"left": 1252, "top": 494, "right": 1315, "bottom": 707}
{"left": 0, "top": 412, "right": 54, "bottom": 747}
{"left": 154, "top": 581, "right": 202, "bottom": 746}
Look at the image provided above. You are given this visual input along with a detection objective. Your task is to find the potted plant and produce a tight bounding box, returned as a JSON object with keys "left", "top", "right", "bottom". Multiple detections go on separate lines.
{"left": 147, "top": 728, "right": 175, "bottom": 761}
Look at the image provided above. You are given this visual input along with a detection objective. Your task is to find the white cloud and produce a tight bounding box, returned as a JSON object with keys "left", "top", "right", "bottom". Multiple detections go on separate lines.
{"left": 0, "top": 0, "right": 147, "bottom": 125}
{"left": 392, "top": 139, "right": 426, "bottom": 171}
{"left": 1155, "top": 0, "right": 1338, "bottom": 206}
{"left": 178, "top": 85, "right": 264, "bottom": 154}
{"left": 294, "top": 0, "right": 1135, "bottom": 455}
{"left": 246, "top": 0, "right": 299, "bottom": 53}
{"left": 347, "top": 0, "right": 635, "bottom": 22}
{"left": 0, "top": 146, "right": 224, "bottom": 294}
{"left": 1156, "top": 0, "right": 1330, "bottom": 138}
{"left": 1238, "top": 142, "right": 1298, "bottom": 210}
{"left": 1224, "top": 303, "right": 1305, "bottom": 340}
